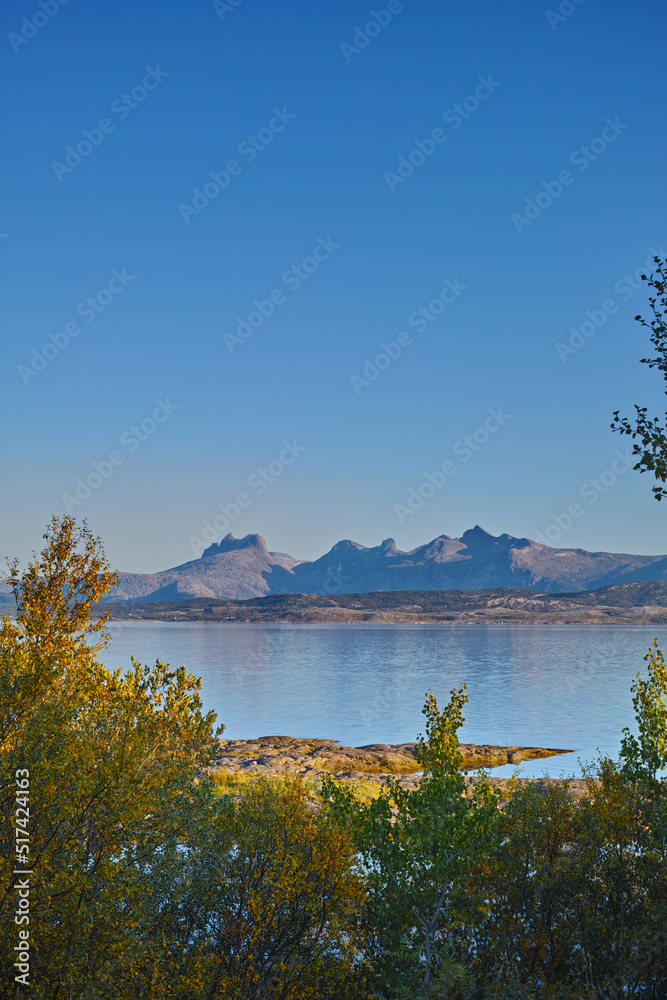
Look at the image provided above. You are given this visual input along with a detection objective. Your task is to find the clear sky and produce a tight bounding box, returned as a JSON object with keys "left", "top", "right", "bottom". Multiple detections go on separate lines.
{"left": 2, "top": 0, "right": 666, "bottom": 572}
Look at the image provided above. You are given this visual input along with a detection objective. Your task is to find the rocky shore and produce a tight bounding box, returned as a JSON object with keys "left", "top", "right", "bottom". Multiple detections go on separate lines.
{"left": 207, "top": 735, "right": 577, "bottom": 793}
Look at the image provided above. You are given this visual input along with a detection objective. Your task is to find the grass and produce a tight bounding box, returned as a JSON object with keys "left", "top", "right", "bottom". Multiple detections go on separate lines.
{"left": 209, "top": 767, "right": 386, "bottom": 805}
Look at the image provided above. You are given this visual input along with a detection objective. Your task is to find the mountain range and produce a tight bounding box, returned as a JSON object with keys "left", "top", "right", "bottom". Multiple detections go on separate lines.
{"left": 98, "top": 527, "right": 667, "bottom": 603}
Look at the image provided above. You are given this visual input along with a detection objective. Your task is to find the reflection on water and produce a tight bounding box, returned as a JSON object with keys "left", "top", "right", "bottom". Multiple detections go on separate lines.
{"left": 103, "top": 623, "right": 667, "bottom": 778}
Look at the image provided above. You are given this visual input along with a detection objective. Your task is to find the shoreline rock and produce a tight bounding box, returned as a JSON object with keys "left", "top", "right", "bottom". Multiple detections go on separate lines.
{"left": 207, "top": 735, "right": 573, "bottom": 788}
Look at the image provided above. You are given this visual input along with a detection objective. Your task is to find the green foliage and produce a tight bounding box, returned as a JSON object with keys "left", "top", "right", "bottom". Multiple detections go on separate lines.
{"left": 5, "top": 514, "right": 118, "bottom": 657}
{"left": 466, "top": 766, "right": 665, "bottom": 993}
{"left": 619, "top": 638, "right": 667, "bottom": 865}
{"left": 0, "top": 519, "right": 364, "bottom": 999}
{"left": 620, "top": 638, "right": 667, "bottom": 782}
{"left": 186, "top": 776, "right": 364, "bottom": 999}
{"left": 0, "top": 519, "right": 221, "bottom": 997}
{"left": 612, "top": 256, "right": 667, "bottom": 500}
{"left": 3, "top": 518, "right": 667, "bottom": 998}
{"left": 468, "top": 776, "right": 581, "bottom": 986}
{"left": 324, "top": 669, "right": 667, "bottom": 998}
{"left": 323, "top": 686, "right": 498, "bottom": 998}
{"left": 415, "top": 685, "right": 467, "bottom": 777}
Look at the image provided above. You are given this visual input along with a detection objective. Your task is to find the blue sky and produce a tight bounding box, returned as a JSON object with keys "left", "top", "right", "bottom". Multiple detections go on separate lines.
{"left": 1, "top": 0, "right": 666, "bottom": 572}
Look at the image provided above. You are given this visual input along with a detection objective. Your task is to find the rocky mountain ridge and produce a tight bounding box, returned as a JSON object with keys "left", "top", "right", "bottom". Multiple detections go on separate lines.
{"left": 100, "top": 526, "right": 667, "bottom": 603}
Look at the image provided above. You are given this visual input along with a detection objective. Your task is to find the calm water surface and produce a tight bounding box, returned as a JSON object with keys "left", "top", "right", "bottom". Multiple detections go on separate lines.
{"left": 104, "top": 623, "right": 667, "bottom": 778}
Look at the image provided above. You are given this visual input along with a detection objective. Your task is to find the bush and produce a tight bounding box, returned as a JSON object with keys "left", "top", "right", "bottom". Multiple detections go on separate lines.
{"left": 3, "top": 519, "right": 667, "bottom": 997}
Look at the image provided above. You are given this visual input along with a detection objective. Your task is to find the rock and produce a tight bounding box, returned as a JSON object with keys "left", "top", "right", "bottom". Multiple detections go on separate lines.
{"left": 208, "top": 735, "right": 572, "bottom": 782}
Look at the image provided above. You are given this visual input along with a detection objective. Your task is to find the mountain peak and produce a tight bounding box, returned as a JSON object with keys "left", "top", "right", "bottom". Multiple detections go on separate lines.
{"left": 329, "top": 539, "right": 365, "bottom": 553}
{"left": 201, "top": 533, "right": 268, "bottom": 558}
{"left": 460, "top": 525, "right": 497, "bottom": 547}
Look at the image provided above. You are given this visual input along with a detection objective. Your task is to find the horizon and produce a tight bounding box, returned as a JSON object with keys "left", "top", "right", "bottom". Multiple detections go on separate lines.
{"left": 2, "top": 0, "right": 667, "bottom": 572}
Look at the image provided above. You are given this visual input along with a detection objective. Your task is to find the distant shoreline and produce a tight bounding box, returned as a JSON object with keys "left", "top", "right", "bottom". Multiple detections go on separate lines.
{"left": 103, "top": 614, "right": 667, "bottom": 626}
{"left": 97, "top": 582, "right": 667, "bottom": 626}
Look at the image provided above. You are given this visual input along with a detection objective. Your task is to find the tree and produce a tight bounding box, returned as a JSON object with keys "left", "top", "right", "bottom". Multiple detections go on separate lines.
{"left": 0, "top": 516, "right": 118, "bottom": 757}
{"left": 467, "top": 759, "right": 667, "bottom": 996}
{"left": 620, "top": 639, "right": 667, "bottom": 785}
{"left": 468, "top": 775, "right": 581, "bottom": 989}
{"left": 5, "top": 514, "right": 118, "bottom": 656}
{"left": 323, "top": 686, "right": 498, "bottom": 998}
{"left": 612, "top": 257, "right": 667, "bottom": 499}
{"left": 183, "top": 777, "right": 365, "bottom": 1000}
{"left": 0, "top": 518, "right": 364, "bottom": 999}
{"left": 619, "top": 638, "right": 667, "bottom": 862}
{"left": 0, "top": 518, "right": 220, "bottom": 998}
